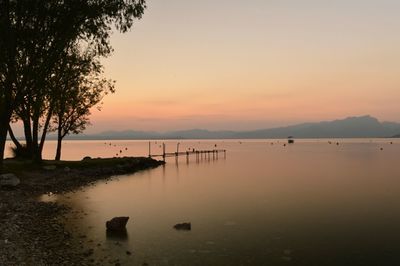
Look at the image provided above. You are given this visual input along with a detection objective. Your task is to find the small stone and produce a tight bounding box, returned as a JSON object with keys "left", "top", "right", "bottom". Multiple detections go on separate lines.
{"left": 82, "top": 248, "right": 94, "bottom": 257}
{"left": 173, "top": 222, "right": 191, "bottom": 231}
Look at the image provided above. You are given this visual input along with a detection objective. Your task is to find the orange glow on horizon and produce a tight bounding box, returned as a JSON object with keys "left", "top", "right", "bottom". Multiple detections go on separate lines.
{"left": 85, "top": 0, "right": 400, "bottom": 133}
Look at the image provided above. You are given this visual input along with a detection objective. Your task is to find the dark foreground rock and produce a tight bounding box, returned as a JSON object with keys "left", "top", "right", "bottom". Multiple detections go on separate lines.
{"left": 106, "top": 217, "right": 130, "bottom": 231}
{"left": 174, "top": 222, "right": 192, "bottom": 231}
{"left": 0, "top": 173, "right": 20, "bottom": 187}
{"left": 0, "top": 157, "right": 164, "bottom": 266}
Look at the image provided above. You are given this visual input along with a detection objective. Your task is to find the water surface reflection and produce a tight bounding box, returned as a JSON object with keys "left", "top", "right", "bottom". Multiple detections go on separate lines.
{"left": 42, "top": 139, "right": 400, "bottom": 265}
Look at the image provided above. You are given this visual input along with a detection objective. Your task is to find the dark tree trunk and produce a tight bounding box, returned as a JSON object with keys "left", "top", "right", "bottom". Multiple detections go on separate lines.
{"left": 55, "top": 136, "right": 62, "bottom": 161}
{"left": 22, "top": 118, "right": 33, "bottom": 156}
{"left": 39, "top": 107, "right": 53, "bottom": 155}
{"left": 8, "top": 124, "right": 22, "bottom": 150}
{"left": 0, "top": 111, "right": 12, "bottom": 170}
{"left": 55, "top": 124, "right": 62, "bottom": 161}
{"left": 0, "top": 123, "right": 8, "bottom": 168}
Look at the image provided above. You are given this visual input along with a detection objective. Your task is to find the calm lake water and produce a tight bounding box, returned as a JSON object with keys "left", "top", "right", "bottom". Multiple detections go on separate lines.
{"left": 20, "top": 139, "right": 400, "bottom": 265}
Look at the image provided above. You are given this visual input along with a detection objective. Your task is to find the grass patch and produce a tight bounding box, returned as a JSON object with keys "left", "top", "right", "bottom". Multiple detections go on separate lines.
{"left": 2, "top": 156, "right": 162, "bottom": 174}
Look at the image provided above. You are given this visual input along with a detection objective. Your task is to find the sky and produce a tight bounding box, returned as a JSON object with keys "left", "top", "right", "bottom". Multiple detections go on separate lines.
{"left": 88, "top": 0, "right": 400, "bottom": 133}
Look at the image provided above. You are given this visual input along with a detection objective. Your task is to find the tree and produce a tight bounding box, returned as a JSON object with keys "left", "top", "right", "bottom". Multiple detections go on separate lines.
{"left": 51, "top": 47, "right": 114, "bottom": 160}
{"left": 0, "top": 0, "right": 21, "bottom": 165}
{"left": 0, "top": 0, "right": 146, "bottom": 166}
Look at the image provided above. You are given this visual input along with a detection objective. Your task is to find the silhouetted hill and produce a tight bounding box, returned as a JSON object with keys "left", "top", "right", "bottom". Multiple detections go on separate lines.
{"left": 66, "top": 115, "right": 400, "bottom": 140}
{"left": 162, "top": 129, "right": 237, "bottom": 139}
{"left": 94, "top": 130, "right": 161, "bottom": 139}
{"left": 234, "top": 115, "right": 400, "bottom": 138}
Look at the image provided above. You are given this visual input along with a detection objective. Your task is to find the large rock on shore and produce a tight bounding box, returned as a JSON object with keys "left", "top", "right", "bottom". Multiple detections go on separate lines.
{"left": 106, "top": 217, "right": 129, "bottom": 231}
{"left": 0, "top": 173, "right": 20, "bottom": 187}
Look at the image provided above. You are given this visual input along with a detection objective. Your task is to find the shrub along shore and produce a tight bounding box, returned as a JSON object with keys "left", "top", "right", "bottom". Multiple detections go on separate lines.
{"left": 0, "top": 157, "right": 164, "bottom": 266}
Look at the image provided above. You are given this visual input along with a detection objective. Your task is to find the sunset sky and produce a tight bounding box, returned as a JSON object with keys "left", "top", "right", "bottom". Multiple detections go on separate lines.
{"left": 89, "top": 0, "right": 400, "bottom": 133}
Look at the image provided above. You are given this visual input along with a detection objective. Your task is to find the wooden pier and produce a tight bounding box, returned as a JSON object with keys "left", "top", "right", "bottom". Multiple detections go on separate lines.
{"left": 147, "top": 142, "right": 226, "bottom": 162}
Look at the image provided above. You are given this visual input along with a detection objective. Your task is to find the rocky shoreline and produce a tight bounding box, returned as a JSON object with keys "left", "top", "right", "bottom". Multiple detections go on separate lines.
{"left": 0, "top": 157, "right": 164, "bottom": 266}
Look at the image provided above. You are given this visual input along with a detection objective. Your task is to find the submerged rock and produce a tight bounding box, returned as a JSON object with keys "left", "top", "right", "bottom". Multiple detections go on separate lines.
{"left": 0, "top": 173, "right": 20, "bottom": 187}
{"left": 106, "top": 217, "right": 129, "bottom": 231}
{"left": 173, "top": 222, "right": 191, "bottom": 231}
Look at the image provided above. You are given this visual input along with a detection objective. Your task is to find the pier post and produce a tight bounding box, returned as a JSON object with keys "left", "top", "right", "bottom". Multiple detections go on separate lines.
{"left": 156, "top": 147, "right": 226, "bottom": 163}
{"left": 148, "top": 141, "right": 151, "bottom": 158}
{"left": 162, "top": 143, "right": 166, "bottom": 161}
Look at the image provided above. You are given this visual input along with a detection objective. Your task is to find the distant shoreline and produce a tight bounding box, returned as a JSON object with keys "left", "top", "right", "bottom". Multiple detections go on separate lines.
{"left": 6, "top": 136, "right": 399, "bottom": 141}
{"left": 7, "top": 115, "right": 400, "bottom": 140}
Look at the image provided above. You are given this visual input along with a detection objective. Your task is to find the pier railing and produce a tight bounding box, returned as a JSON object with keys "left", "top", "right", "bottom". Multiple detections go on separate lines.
{"left": 147, "top": 142, "right": 226, "bottom": 162}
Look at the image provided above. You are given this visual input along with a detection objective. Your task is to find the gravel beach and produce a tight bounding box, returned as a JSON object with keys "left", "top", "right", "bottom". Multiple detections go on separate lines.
{"left": 0, "top": 157, "right": 164, "bottom": 266}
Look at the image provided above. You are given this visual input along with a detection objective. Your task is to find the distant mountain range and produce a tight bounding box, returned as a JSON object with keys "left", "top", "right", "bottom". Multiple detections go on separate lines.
{"left": 65, "top": 115, "right": 400, "bottom": 140}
